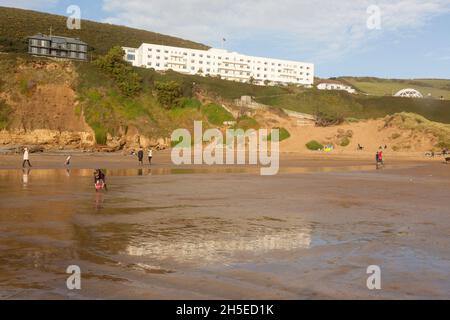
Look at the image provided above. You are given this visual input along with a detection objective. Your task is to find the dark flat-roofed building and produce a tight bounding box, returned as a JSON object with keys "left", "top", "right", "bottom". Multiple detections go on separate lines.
{"left": 28, "top": 34, "right": 88, "bottom": 61}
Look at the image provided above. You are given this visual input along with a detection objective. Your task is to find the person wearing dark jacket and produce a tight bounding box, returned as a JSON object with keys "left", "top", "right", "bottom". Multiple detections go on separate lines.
{"left": 138, "top": 149, "right": 144, "bottom": 165}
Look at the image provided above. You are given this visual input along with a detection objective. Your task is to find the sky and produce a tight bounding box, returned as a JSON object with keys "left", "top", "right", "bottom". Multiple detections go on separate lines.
{"left": 1, "top": 0, "right": 450, "bottom": 79}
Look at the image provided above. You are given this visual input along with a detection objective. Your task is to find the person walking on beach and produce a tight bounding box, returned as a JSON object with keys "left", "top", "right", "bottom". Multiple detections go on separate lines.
{"left": 148, "top": 148, "right": 153, "bottom": 165}
{"left": 138, "top": 148, "right": 144, "bottom": 165}
{"left": 22, "top": 147, "right": 32, "bottom": 168}
{"left": 378, "top": 149, "right": 384, "bottom": 166}
{"left": 65, "top": 155, "right": 71, "bottom": 167}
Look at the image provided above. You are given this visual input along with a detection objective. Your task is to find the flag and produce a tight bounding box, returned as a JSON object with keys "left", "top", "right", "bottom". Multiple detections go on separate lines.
{"left": 223, "top": 38, "right": 226, "bottom": 42}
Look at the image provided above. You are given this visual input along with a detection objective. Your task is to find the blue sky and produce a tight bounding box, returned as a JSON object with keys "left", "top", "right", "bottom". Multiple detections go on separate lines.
{"left": 1, "top": 0, "right": 450, "bottom": 79}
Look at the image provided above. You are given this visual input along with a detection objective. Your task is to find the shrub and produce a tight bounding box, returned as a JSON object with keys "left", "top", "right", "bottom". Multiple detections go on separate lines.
{"left": 267, "top": 127, "right": 290, "bottom": 142}
{"left": 340, "top": 136, "right": 351, "bottom": 147}
{"left": 315, "top": 111, "right": 345, "bottom": 127}
{"left": 155, "top": 80, "right": 183, "bottom": 109}
{"left": 306, "top": 140, "right": 323, "bottom": 151}
{"left": 234, "top": 115, "right": 260, "bottom": 130}
{"left": 94, "top": 46, "right": 142, "bottom": 96}
{"left": 92, "top": 124, "right": 108, "bottom": 145}
{"left": 176, "top": 97, "right": 202, "bottom": 109}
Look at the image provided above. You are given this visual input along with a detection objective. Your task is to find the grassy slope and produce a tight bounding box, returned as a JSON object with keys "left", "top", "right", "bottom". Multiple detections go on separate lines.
{"left": 0, "top": 6, "right": 208, "bottom": 57}
{"left": 256, "top": 89, "right": 450, "bottom": 124}
{"left": 384, "top": 113, "right": 450, "bottom": 149}
{"left": 339, "top": 77, "right": 450, "bottom": 99}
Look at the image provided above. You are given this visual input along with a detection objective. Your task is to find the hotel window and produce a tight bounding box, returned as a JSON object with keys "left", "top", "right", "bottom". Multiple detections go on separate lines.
{"left": 156, "top": 56, "right": 160, "bottom": 59}
{"left": 148, "top": 55, "right": 152, "bottom": 58}
{"left": 191, "top": 60, "right": 195, "bottom": 63}
{"left": 183, "top": 52, "right": 187, "bottom": 55}
{"left": 192, "top": 53, "right": 195, "bottom": 56}
{"left": 164, "top": 57, "right": 168, "bottom": 60}
{"left": 200, "top": 54, "right": 203, "bottom": 57}
{"left": 191, "top": 67, "right": 195, "bottom": 70}
{"left": 156, "top": 49, "right": 160, "bottom": 52}
{"left": 127, "top": 54, "right": 135, "bottom": 61}
{"left": 164, "top": 50, "right": 168, "bottom": 53}
{"left": 156, "top": 63, "right": 160, "bottom": 67}
{"left": 207, "top": 55, "right": 210, "bottom": 58}
{"left": 148, "top": 48, "right": 152, "bottom": 51}
{"left": 147, "top": 62, "right": 152, "bottom": 66}
{"left": 199, "top": 61, "right": 203, "bottom": 64}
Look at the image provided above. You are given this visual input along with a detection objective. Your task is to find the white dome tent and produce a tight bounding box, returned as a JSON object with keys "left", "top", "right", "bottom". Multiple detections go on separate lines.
{"left": 394, "top": 88, "right": 423, "bottom": 98}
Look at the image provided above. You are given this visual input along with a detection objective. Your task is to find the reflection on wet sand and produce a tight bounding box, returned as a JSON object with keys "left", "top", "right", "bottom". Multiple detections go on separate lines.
{"left": 0, "top": 164, "right": 382, "bottom": 180}
{"left": 125, "top": 227, "right": 312, "bottom": 264}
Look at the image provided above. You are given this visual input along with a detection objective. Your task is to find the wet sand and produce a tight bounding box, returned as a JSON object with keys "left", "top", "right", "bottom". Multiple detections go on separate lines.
{"left": 0, "top": 153, "right": 449, "bottom": 299}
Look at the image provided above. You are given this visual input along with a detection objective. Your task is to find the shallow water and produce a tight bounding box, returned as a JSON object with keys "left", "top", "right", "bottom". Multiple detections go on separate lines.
{"left": 0, "top": 165, "right": 449, "bottom": 299}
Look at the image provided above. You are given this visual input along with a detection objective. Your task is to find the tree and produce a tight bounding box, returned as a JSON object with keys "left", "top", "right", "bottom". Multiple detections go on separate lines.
{"left": 248, "top": 76, "right": 256, "bottom": 85}
{"left": 264, "top": 80, "right": 270, "bottom": 86}
{"left": 94, "top": 46, "right": 142, "bottom": 96}
{"left": 154, "top": 81, "right": 183, "bottom": 109}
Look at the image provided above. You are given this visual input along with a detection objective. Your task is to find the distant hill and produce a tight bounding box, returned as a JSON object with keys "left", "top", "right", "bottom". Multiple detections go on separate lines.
{"left": 0, "top": 6, "right": 209, "bottom": 56}
{"left": 337, "top": 77, "right": 450, "bottom": 100}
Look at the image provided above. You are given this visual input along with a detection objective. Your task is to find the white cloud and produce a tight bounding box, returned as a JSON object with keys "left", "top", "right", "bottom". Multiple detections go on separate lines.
{"left": 101, "top": 0, "right": 450, "bottom": 62}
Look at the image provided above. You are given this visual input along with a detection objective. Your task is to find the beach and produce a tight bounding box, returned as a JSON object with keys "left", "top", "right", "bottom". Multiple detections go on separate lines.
{"left": 0, "top": 151, "right": 449, "bottom": 299}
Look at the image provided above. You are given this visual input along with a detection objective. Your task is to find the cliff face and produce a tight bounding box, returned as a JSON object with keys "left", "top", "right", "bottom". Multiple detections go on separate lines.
{"left": 0, "top": 58, "right": 170, "bottom": 151}
{"left": 0, "top": 59, "right": 96, "bottom": 149}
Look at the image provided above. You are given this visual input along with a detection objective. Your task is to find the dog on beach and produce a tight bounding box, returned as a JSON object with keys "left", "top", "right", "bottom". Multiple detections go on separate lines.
{"left": 445, "top": 157, "right": 450, "bottom": 164}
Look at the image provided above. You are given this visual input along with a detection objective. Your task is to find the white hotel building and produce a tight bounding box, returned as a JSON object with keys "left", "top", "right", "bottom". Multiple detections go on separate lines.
{"left": 123, "top": 43, "right": 314, "bottom": 86}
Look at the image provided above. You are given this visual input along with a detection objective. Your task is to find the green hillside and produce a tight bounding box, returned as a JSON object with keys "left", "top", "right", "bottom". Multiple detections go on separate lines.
{"left": 339, "top": 77, "right": 450, "bottom": 99}
{"left": 0, "top": 6, "right": 209, "bottom": 57}
{"left": 256, "top": 89, "right": 450, "bottom": 124}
